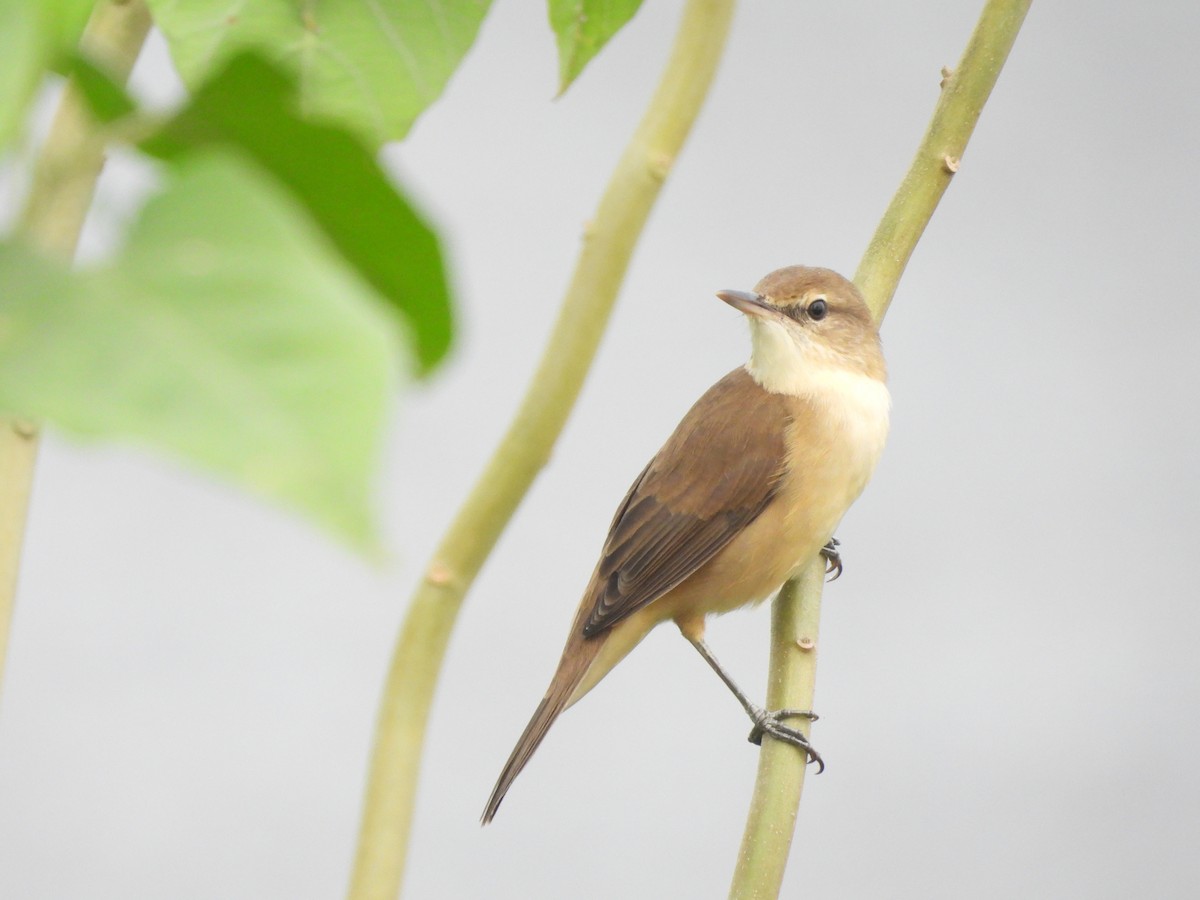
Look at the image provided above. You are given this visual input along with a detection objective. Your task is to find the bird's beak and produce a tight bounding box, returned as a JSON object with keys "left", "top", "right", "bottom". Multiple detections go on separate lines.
{"left": 717, "top": 289, "right": 778, "bottom": 319}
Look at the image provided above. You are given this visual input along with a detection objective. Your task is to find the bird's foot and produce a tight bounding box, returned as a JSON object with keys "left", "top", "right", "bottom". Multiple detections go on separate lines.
{"left": 747, "top": 707, "right": 824, "bottom": 772}
{"left": 821, "top": 538, "right": 843, "bottom": 582}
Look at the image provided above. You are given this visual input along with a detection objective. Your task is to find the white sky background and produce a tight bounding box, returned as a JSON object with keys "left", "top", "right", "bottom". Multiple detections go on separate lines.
{"left": 2, "top": 2, "right": 1199, "bottom": 897}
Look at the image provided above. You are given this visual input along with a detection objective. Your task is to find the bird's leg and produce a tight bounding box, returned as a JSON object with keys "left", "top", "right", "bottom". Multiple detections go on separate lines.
{"left": 821, "top": 537, "right": 843, "bottom": 582}
{"left": 685, "top": 636, "right": 824, "bottom": 773}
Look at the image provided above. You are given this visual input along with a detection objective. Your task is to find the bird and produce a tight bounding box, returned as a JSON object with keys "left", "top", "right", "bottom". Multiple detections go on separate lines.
{"left": 482, "top": 265, "right": 889, "bottom": 823}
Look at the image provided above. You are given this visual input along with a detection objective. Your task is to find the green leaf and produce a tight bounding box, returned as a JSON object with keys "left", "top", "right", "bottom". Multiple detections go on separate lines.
{"left": 0, "top": 0, "right": 94, "bottom": 148}
{"left": 145, "top": 0, "right": 493, "bottom": 147}
{"left": 548, "top": 0, "right": 644, "bottom": 93}
{"left": 142, "top": 51, "right": 454, "bottom": 374}
{"left": 45, "top": 0, "right": 92, "bottom": 51}
{"left": 0, "top": 150, "right": 400, "bottom": 550}
{"left": 0, "top": 2, "right": 50, "bottom": 147}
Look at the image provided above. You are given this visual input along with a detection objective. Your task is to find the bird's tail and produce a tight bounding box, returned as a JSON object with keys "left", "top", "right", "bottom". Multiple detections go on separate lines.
{"left": 481, "top": 631, "right": 603, "bottom": 824}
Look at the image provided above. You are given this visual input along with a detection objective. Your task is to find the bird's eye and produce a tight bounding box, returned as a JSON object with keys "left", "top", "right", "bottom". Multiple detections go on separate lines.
{"left": 807, "top": 298, "right": 828, "bottom": 320}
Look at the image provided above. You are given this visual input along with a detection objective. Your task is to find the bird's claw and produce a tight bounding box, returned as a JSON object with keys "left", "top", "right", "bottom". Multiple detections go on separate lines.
{"left": 821, "top": 538, "right": 843, "bottom": 582}
{"left": 747, "top": 708, "right": 824, "bottom": 773}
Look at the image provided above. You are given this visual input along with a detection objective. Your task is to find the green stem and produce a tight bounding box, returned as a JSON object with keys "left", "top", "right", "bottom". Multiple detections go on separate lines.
{"left": 730, "top": 562, "right": 824, "bottom": 900}
{"left": 0, "top": 420, "right": 39, "bottom": 692}
{"left": 0, "top": 0, "right": 152, "bottom": 694}
{"left": 22, "top": 0, "right": 153, "bottom": 257}
{"left": 729, "top": 2, "right": 1031, "bottom": 897}
{"left": 346, "top": 1, "right": 736, "bottom": 897}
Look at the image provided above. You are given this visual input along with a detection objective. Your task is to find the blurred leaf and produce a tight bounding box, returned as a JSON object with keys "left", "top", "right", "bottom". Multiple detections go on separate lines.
{"left": 145, "top": 0, "right": 493, "bottom": 146}
{"left": 548, "top": 0, "right": 643, "bottom": 93}
{"left": 0, "top": 150, "right": 401, "bottom": 550}
{"left": 63, "top": 51, "right": 136, "bottom": 123}
{"left": 0, "top": 2, "right": 49, "bottom": 148}
{"left": 0, "top": 0, "right": 94, "bottom": 148}
{"left": 141, "top": 52, "right": 453, "bottom": 374}
{"left": 45, "top": 0, "right": 92, "bottom": 51}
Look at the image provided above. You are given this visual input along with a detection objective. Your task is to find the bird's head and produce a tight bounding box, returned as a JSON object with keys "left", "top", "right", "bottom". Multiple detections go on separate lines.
{"left": 718, "top": 266, "right": 885, "bottom": 395}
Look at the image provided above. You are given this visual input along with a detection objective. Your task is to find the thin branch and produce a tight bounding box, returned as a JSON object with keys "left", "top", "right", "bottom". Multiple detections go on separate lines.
{"left": 0, "top": 0, "right": 152, "bottom": 696}
{"left": 730, "top": 561, "right": 825, "bottom": 897}
{"left": 729, "top": 2, "right": 1031, "bottom": 897}
{"left": 0, "top": 420, "right": 39, "bottom": 691}
{"left": 346, "top": 1, "right": 737, "bottom": 897}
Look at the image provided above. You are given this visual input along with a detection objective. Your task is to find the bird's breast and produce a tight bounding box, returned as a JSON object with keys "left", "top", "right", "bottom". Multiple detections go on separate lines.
{"left": 776, "top": 366, "right": 890, "bottom": 567}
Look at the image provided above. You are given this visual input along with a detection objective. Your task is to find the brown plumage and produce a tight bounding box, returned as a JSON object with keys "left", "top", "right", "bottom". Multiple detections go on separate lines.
{"left": 483, "top": 266, "right": 889, "bottom": 823}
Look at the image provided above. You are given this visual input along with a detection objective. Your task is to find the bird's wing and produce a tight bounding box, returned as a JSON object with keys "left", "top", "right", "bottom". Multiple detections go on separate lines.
{"left": 582, "top": 368, "right": 791, "bottom": 636}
